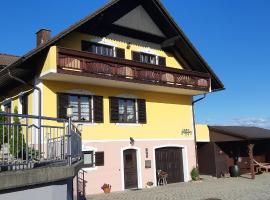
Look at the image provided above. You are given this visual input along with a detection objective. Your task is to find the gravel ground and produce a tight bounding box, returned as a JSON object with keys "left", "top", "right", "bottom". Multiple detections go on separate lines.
{"left": 87, "top": 174, "right": 270, "bottom": 200}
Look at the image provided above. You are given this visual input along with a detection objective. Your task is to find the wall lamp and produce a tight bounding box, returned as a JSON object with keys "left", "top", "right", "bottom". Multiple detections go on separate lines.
{"left": 130, "top": 137, "right": 135, "bottom": 145}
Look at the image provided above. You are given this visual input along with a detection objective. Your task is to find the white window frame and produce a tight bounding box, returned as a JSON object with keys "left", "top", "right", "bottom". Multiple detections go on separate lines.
{"left": 82, "top": 146, "right": 98, "bottom": 171}
{"left": 90, "top": 37, "right": 117, "bottom": 58}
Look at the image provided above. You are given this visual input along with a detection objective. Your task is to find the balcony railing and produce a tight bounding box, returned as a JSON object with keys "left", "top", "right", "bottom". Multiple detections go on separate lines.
{"left": 57, "top": 47, "right": 211, "bottom": 91}
{"left": 0, "top": 112, "right": 82, "bottom": 172}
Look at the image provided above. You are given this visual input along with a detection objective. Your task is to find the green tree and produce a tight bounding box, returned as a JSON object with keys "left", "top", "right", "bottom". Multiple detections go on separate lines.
{"left": 9, "top": 106, "right": 26, "bottom": 158}
{"left": 0, "top": 107, "right": 8, "bottom": 147}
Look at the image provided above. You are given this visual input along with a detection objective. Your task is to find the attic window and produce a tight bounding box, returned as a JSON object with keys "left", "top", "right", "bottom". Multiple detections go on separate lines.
{"left": 82, "top": 41, "right": 114, "bottom": 57}
{"left": 132, "top": 51, "right": 166, "bottom": 66}
{"left": 140, "top": 53, "right": 157, "bottom": 65}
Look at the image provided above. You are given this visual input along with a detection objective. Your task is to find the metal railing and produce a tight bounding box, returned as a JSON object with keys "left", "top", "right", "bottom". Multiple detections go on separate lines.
{"left": 57, "top": 47, "right": 211, "bottom": 92}
{"left": 0, "top": 112, "right": 82, "bottom": 171}
{"left": 77, "top": 169, "right": 87, "bottom": 200}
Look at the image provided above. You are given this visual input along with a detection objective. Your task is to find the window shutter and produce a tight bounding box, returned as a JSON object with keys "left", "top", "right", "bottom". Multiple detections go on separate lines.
{"left": 22, "top": 94, "right": 28, "bottom": 115}
{"left": 137, "top": 99, "right": 147, "bottom": 124}
{"left": 81, "top": 40, "right": 94, "bottom": 52}
{"left": 93, "top": 96, "right": 103, "bottom": 123}
{"left": 57, "top": 93, "right": 69, "bottom": 119}
{"left": 132, "top": 51, "right": 141, "bottom": 62}
{"left": 95, "top": 151, "right": 104, "bottom": 166}
{"left": 115, "top": 48, "right": 125, "bottom": 59}
{"left": 109, "top": 97, "right": 119, "bottom": 123}
{"left": 158, "top": 56, "right": 166, "bottom": 66}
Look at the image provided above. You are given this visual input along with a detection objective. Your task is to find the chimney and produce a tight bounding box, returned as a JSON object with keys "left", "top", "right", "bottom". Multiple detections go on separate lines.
{"left": 36, "top": 29, "right": 51, "bottom": 47}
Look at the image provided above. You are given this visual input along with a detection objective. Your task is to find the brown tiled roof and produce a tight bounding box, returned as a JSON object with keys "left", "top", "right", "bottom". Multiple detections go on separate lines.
{"left": 209, "top": 126, "right": 270, "bottom": 140}
{"left": 0, "top": 53, "right": 19, "bottom": 67}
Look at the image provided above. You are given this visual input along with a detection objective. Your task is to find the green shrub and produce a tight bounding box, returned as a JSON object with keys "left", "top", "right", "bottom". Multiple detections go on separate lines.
{"left": 0, "top": 106, "right": 26, "bottom": 159}
{"left": 191, "top": 167, "right": 200, "bottom": 181}
{"left": 0, "top": 107, "right": 8, "bottom": 145}
{"left": 10, "top": 106, "right": 26, "bottom": 158}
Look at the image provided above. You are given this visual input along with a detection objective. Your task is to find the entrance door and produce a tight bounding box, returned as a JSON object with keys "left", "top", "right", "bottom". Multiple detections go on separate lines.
{"left": 123, "top": 149, "right": 138, "bottom": 189}
{"left": 155, "top": 147, "right": 184, "bottom": 183}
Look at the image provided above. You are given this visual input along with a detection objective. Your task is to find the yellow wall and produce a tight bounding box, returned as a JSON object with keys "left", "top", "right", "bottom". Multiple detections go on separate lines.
{"left": 40, "top": 46, "right": 57, "bottom": 76}
{"left": 42, "top": 80, "right": 193, "bottom": 141}
{"left": 57, "top": 32, "right": 183, "bottom": 69}
{"left": 195, "top": 124, "right": 210, "bottom": 142}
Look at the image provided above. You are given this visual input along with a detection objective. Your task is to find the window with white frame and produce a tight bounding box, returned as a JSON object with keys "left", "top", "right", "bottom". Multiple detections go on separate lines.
{"left": 140, "top": 52, "right": 157, "bottom": 65}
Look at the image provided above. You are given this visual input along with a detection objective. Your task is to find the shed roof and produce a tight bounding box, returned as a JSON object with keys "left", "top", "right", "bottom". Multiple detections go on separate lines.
{"left": 209, "top": 126, "right": 270, "bottom": 140}
{"left": 0, "top": 53, "right": 19, "bottom": 67}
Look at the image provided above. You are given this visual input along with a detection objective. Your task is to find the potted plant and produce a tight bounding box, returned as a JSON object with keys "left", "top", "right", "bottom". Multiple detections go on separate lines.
{"left": 146, "top": 181, "right": 154, "bottom": 188}
{"left": 101, "top": 183, "right": 111, "bottom": 194}
{"left": 191, "top": 167, "right": 200, "bottom": 181}
{"left": 229, "top": 156, "right": 240, "bottom": 177}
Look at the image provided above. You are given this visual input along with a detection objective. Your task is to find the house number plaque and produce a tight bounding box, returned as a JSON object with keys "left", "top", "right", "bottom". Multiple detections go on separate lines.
{"left": 181, "top": 129, "right": 192, "bottom": 136}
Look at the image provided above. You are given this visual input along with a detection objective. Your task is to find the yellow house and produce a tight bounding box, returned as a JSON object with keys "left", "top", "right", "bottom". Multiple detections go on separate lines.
{"left": 0, "top": 0, "right": 224, "bottom": 195}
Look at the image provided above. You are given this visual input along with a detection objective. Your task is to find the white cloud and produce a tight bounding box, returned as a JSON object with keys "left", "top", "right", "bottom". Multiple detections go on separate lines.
{"left": 205, "top": 117, "right": 270, "bottom": 130}
{"left": 231, "top": 117, "right": 270, "bottom": 129}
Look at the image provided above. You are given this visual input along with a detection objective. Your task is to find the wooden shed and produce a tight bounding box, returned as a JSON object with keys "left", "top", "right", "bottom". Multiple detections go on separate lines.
{"left": 196, "top": 126, "right": 270, "bottom": 178}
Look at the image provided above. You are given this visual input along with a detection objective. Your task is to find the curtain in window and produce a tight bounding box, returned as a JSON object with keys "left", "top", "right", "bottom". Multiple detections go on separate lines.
{"left": 69, "top": 96, "right": 79, "bottom": 121}
{"left": 80, "top": 96, "right": 90, "bottom": 121}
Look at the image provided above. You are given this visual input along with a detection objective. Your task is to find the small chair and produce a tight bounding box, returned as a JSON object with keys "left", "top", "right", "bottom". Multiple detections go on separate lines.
{"left": 253, "top": 159, "right": 270, "bottom": 173}
{"left": 157, "top": 170, "right": 168, "bottom": 186}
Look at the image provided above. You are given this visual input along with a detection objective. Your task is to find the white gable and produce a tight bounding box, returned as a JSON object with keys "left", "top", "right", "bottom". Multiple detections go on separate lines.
{"left": 113, "top": 5, "right": 165, "bottom": 37}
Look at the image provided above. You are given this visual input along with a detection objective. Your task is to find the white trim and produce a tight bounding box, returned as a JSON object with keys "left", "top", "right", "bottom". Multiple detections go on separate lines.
{"left": 89, "top": 38, "right": 117, "bottom": 58}
{"left": 120, "top": 146, "right": 142, "bottom": 190}
{"left": 197, "top": 139, "right": 210, "bottom": 142}
{"left": 90, "top": 37, "right": 117, "bottom": 47}
{"left": 82, "top": 145, "right": 98, "bottom": 171}
{"left": 152, "top": 144, "right": 190, "bottom": 186}
{"left": 33, "top": 79, "right": 43, "bottom": 116}
{"left": 32, "top": 79, "right": 43, "bottom": 144}
{"left": 83, "top": 138, "right": 194, "bottom": 143}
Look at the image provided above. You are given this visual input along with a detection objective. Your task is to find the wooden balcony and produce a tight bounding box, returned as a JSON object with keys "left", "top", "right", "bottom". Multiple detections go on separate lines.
{"left": 56, "top": 47, "right": 211, "bottom": 93}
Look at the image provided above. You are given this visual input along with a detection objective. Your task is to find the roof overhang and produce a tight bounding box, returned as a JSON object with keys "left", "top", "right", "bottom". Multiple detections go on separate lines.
{"left": 209, "top": 126, "right": 270, "bottom": 141}
{"left": 0, "top": 0, "right": 225, "bottom": 94}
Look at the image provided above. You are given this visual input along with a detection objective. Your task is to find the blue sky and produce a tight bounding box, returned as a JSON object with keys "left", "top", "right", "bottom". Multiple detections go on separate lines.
{"left": 1, "top": 0, "right": 269, "bottom": 128}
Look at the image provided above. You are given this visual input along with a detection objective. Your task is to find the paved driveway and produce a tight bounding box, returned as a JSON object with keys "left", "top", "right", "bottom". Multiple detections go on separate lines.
{"left": 87, "top": 174, "right": 270, "bottom": 200}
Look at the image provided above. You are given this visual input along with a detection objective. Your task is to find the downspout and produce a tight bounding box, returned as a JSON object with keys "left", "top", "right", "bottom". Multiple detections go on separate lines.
{"left": 7, "top": 70, "right": 42, "bottom": 160}
{"left": 192, "top": 94, "right": 206, "bottom": 168}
